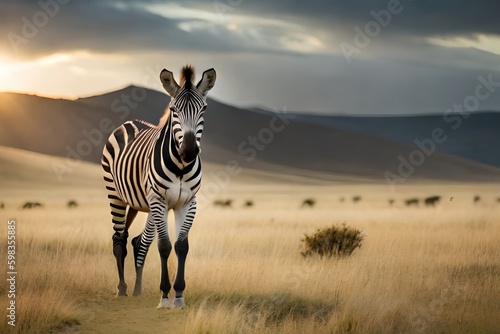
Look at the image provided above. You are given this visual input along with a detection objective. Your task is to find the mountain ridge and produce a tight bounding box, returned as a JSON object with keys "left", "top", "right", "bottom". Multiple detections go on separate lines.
{"left": 1, "top": 86, "right": 499, "bottom": 183}
{"left": 252, "top": 107, "right": 500, "bottom": 167}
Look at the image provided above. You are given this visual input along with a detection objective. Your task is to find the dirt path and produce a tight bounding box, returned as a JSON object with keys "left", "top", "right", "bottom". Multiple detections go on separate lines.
{"left": 75, "top": 291, "right": 188, "bottom": 333}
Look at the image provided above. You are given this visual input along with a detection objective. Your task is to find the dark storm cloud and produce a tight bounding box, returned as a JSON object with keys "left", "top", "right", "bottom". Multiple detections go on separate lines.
{"left": 2, "top": 0, "right": 500, "bottom": 114}
{"left": 225, "top": 0, "right": 500, "bottom": 38}
{"left": 2, "top": 0, "right": 499, "bottom": 59}
{"left": 0, "top": 0, "right": 274, "bottom": 58}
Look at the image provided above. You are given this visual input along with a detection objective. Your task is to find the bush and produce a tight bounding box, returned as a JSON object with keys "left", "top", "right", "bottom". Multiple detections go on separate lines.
{"left": 301, "top": 198, "right": 315, "bottom": 208}
{"left": 301, "top": 224, "right": 364, "bottom": 258}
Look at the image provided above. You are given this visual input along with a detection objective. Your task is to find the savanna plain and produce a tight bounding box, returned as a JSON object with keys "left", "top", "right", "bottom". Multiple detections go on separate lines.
{"left": 1, "top": 167, "right": 500, "bottom": 333}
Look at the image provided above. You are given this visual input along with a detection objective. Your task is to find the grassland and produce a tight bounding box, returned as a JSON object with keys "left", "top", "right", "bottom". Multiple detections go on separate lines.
{"left": 1, "top": 182, "right": 500, "bottom": 333}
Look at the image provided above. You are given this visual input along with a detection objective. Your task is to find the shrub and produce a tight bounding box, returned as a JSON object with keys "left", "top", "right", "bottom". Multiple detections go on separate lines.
{"left": 405, "top": 198, "right": 419, "bottom": 206}
{"left": 301, "top": 224, "right": 363, "bottom": 258}
{"left": 301, "top": 198, "right": 316, "bottom": 208}
{"left": 213, "top": 199, "right": 232, "bottom": 207}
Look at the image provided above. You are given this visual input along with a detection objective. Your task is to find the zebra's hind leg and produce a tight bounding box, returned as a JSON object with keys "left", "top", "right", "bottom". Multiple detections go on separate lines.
{"left": 131, "top": 235, "right": 143, "bottom": 296}
{"left": 113, "top": 231, "right": 128, "bottom": 296}
{"left": 110, "top": 201, "right": 132, "bottom": 296}
{"left": 132, "top": 213, "right": 156, "bottom": 296}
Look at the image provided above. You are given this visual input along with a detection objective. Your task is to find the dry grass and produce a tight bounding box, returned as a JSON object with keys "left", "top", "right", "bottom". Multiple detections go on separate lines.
{"left": 1, "top": 183, "right": 500, "bottom": 333}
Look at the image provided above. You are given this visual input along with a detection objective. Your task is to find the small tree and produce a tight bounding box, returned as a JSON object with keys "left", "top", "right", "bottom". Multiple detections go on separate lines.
{"left": 301, "top": 224, "right": 364, "bottom": 258}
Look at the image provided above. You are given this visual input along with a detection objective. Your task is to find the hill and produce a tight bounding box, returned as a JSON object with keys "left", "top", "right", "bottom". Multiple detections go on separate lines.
{"left": 1, "top": 87, "right": 500, "bottom": 183}
{"left": 274, "top": 111, "right": 500, "bottom": 168}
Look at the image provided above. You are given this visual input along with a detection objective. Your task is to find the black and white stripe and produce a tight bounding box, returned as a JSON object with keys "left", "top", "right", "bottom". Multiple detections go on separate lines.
{"left": 101, "top": 66, "right": 216, "bottom": 303}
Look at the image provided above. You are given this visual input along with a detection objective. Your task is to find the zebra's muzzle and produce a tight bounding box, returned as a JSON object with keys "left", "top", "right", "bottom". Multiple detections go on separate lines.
{"left": 180, "top": 132, "right": 199, "bottom": 163}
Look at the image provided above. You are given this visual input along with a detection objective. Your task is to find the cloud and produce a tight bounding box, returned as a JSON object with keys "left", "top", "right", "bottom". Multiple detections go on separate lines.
{"left": 0, "top": 0, "right": 326, "bottom": 60}
{"left": 2, "top": 0, "right": 500, "bottom": 114}
{"left": 0, "top": 1, "right": 209, "bottom": 58}
{"left": 222, "top": 0, "right": 500, "bottom": 38}
{"left": 201, "top": 52, "right": 500, "bottom": 114}
{"left": 2, "top": 0, "right": 500, "bottom": 62}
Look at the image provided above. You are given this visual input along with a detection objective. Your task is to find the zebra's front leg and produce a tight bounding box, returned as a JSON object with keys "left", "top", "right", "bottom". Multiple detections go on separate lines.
{"left": 172, "top": 198, "right": 197, "bottom": 308}
{"left": 132, "top": 213, "right": 156, "bottom": 296}
{"left": 156, "top": 220, "right": 174, "bottom": 309}
{"left": 172, "top": 237, "right": 189, "bottom": 308}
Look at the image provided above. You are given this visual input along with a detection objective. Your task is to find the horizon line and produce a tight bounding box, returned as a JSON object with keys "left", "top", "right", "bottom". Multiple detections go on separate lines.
{"left": 1, "top": 87, "right": 499, "bottom": 117}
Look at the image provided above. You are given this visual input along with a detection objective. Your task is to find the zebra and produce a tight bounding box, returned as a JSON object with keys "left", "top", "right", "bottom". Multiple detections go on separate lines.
{"left": 101, "top": 65, "right": 216, "bottom": 309}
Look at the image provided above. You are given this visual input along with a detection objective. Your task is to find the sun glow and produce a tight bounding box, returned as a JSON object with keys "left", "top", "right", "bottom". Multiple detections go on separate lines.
{"left": 0, "top": 59, "right": 7, "bottom": 76}
{"left": 0, "top": 54, "right": 19, "bottom": 75}
{"left": 0, "top": 51, "right": 130, "bottom": 98}
{"left": 0, "top": 55, "right": 26, "bottom": 92}
{"left": 0, "top": 53, "right": 77, "bottom": 82}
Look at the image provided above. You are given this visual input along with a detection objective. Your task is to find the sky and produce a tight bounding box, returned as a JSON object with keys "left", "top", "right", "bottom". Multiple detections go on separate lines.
{"left": 1, "top": 0, "right": 500, "bottom": 114}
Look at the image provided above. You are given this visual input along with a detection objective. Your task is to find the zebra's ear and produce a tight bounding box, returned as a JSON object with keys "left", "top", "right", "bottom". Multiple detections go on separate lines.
{"left": 196, "top": 68, "right": 216, "bottom": 96}
{"left": 160, "top": 69, "right": 180, "bottom": 97}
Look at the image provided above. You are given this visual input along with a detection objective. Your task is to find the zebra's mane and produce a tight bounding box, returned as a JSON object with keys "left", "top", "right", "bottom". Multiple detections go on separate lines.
{"left": 158, "top": 65, "right": 194, "bottom": 127}
{"left": 158, "top": 107, "right": 170, "bottom": 127}
{"left": 180, "top": 65, "right": 195, "bottom": 88}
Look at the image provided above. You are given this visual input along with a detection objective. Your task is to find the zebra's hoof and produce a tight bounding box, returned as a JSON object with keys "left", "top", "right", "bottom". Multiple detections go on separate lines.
{"left": 174, "top": 297, "right": 185, "bottom": 308}
{"left": 157, "top": 297, "right": 174, "bottom": 309}
{"left": 117, "top": 282, "right": 128, "bottom": 297}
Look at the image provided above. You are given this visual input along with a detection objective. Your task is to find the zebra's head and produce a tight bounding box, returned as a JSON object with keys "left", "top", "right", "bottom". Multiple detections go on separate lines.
{"left": 160, "top": 66, "right": 216, "bottom": 164}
